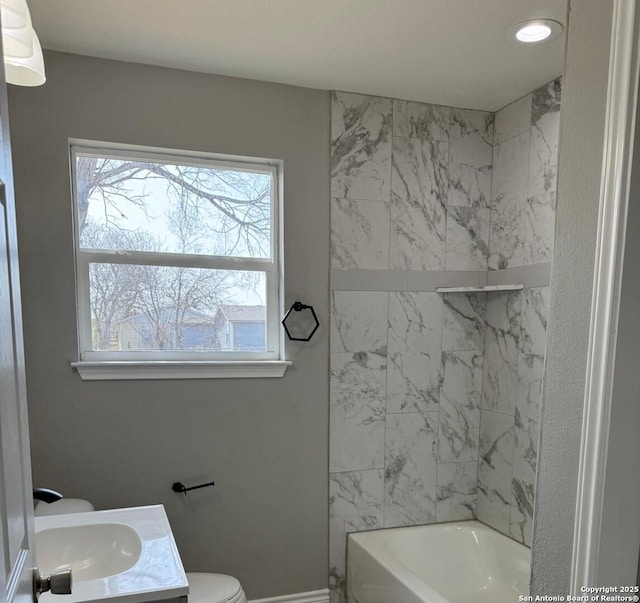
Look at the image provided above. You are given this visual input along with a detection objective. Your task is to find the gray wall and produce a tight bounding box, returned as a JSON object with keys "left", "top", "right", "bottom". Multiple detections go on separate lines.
{"left": 8, "top": 51, "right": 330, "bottom": 599}
{"left": 531, "top": 0, "right": 614, "bottom": 594}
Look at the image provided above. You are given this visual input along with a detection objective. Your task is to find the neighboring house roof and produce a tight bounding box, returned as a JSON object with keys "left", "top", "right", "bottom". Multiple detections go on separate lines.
{"left": 217, "top": 304, "right": 266, "bottom": 323}
{"left": 118, "top": 306, "right": 215, "bottom": 325}
{"left": 116, "top": 304, "right": 265, "bottom": 329}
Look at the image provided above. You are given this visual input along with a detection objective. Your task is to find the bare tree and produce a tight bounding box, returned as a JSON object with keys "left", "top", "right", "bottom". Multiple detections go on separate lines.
{"left": 81, "top": 185, "right": 261, "bottom": 350}
{"left": 129, "top": 264, "right": 248, "bottom": 349}
{"left": 76, "top": 156, "right": 271, "bottom": 257}
{"left": 82, "top": 223, "right": 161, "bottom": 349}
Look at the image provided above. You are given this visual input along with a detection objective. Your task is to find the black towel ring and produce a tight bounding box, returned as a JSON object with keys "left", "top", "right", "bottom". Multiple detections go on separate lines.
{"left": 281, "top": 301, "right": 319, "bottom": 342}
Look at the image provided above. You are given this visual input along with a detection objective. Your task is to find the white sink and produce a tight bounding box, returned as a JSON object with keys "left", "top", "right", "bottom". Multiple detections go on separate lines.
{"left": 37, "top": 523, "right": 142, "bottom": 581}
{"left": 35, "top": 505, "right": 188, "bottom": 603}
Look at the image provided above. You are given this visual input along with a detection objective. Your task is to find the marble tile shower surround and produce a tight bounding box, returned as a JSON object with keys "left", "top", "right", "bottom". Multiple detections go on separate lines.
{"left": 330, "top": 93, "right": 494, "bottom": 273}
{"left": 490, "top": 79, "right": 562, "bottom": 269}
{"left": 328, "top": 82, "right": 560, "bottom": 603}
{"left": 477, "top": 287, "right": 550, "bottom": 545}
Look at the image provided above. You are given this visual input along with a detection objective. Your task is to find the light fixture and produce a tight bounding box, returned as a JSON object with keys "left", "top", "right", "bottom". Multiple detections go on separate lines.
{"left": 509, "top": 19, "right": 563, "bottom": 45}
{"left": 3, "top": 23, "right": 33, "bottom": 57}
{"left": 1, "top": 0, "right": 32, "bottom": 57}
{"left": 5, "top": 30, "right": 45, "bottom": 86}
{"left": 0, "top": 0, "right": 46, "bottom": 86}
{"left": 1, "top": 0, "right": 29, "bottom": 29}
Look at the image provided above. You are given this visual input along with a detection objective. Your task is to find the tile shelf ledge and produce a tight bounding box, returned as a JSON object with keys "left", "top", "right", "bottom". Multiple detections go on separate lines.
{"left": 71, "top": 360, "right": 292, "bottom": 381}
{"left": 435, "top": 284, "right": 525, "bottom": 294}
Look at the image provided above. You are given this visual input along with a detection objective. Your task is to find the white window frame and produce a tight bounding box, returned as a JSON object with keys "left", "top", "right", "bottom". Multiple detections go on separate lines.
{"left": 69, "top": 140, "right": 289, "bottom": 380}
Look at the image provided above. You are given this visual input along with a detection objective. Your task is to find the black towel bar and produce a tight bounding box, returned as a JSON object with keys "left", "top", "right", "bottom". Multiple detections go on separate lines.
{"left": 171, "top": 480, "right": 215, "bottom": 495}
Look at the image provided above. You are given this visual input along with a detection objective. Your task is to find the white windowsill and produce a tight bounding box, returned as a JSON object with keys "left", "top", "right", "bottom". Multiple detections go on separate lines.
{"left": 71, "top": 360, "right": 292, "bottom": 381}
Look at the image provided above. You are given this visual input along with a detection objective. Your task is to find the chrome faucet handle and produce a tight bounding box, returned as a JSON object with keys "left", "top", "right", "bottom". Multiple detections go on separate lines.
{"left": 33, "top": 568, "right": 73, "bottom": 599}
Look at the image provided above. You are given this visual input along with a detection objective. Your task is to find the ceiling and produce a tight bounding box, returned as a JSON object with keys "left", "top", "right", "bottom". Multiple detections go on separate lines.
{"left": 27, "top": 0, "right": 567, "bottom": 111}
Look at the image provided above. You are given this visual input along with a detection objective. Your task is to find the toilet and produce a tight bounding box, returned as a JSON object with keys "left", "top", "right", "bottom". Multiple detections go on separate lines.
{"left": 186, "top": 572, "right": 247, "bottom": 603}
{"left": 34, "top": 498, "right": 96, "bottom": 516}
{"left": 34, "top": 497, "right": 248, "bottom": 603}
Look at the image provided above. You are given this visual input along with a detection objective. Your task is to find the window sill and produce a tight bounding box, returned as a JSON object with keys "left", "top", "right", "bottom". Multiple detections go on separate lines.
{"left": 71, "top": 360, "right": 292, "bottom": 381}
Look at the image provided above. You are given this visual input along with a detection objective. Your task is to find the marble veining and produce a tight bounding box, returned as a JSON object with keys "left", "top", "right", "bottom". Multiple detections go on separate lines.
{"left": 513, "top": 405, "right": 538, "bottom": 485}
{"left": 515, "top": 353, "right": 543, "bottom": 476}
{"left": 445, "top": 207, "right": 490, "bottom": 271}
{"left": 384, "top": 411, "right": 438, "bottom": 527}
{"left": 517, "top": 288, "right": 549, "bottom": 419}
{"left": 330, "top": 352, "right": 387, "bottom": 473}
{"left": 517, "top": 350, "right": 544, "bottom": 427}
{"left": 393, "top": 99, "right": 450, "bottom": 142}
{"left": 331, "top": 291, "right": 388, "bottom": 355}
{"left": 482, "top": 291, "right": 522, "bottom": 415}
{"left": 448, "top": 109, "right": 493, "bottom": 208}
{"left": 438, "top": 351, "right": 483, "bottom": 463}
{"left": 519, "top": 287, "right": 548, "bottom": 357}
{"left": 387, "top": 292, "right": 443, "bottom": 413}
{"left": 436, "top": 461, "right": 478, "bottom": 522}
{"left": 489, "top": 131, "right": 530, "bottom": 270}
{"left": 525, "top": 80, "right": 561, "bottom": 265}
{"left": 477, "top": 410, "right": 515, "bottom": 535}
{"left": 510, "top": 477, "right": 535, "bottom": 546}
{"left": 331, "top": 198, "right": 390, "bottom": 270}
{"left": 331, "top": 92, "right": 392, "bottom": 201}
{"left": 512, "top": 287, "right": 549, "bottom": 498}
{"left": 329, "top": 469, "right": 384, "bottom": 603}
{"left": 390, "top": 137, "right": 448, "bottom": 270}
{"left": 531, "top": 78, "right": 562, "bottom": 126}
{"left": 442, "top": 293, "right": 486, "bottom": 352}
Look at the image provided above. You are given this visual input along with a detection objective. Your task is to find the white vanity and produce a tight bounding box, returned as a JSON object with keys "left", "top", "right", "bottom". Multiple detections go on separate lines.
{"left": 35, "top": 505, "right": 189, "bottom": 603}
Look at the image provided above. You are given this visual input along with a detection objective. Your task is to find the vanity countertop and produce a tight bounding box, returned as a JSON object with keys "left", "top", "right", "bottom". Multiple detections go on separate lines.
{"left": 36, "top": 504, "right": 189, "bottom": 603}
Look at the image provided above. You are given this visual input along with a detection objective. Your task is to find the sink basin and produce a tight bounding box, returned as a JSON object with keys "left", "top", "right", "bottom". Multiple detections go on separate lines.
{"left": 35, "top": 505, "right": 188, "bottom": 603}
{"left": 36, "top": 523, "right": 142, "bottom": 581}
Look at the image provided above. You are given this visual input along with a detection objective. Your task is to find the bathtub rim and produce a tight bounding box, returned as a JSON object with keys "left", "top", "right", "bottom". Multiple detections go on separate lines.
{"left": 347, "top": 519, "right": 530, "bottom": 603}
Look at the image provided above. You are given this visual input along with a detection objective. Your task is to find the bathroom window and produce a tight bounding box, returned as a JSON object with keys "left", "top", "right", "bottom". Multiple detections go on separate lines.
{"left": 70, "top": 142, "right": 286, "bottom": 378}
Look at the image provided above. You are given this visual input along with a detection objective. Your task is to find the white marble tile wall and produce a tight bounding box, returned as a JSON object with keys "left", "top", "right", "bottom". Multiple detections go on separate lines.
{"left": 329, "top": 290, "right": 487, "bottom": 601}
{"left": 331, "top": 91, "right": 493, "bottom": 275}
{"left": 331, "top": 92, "right": 392, "bottom": 201}
{"left": 329, "top": 92, "right": 493, "bottom": 602}
{"left": 329, "top": 469, "right": 383, "bottom": 602}
{"left": 331, "top": 199, "right": 390, "bottom": 270}
{"left": 477, "top": 79, "right": 560, "bottom": 547}
{"left": 439, "top": 351, "right": 483, "bottom": 464}
{"left": 384, "top": 411, "right": 438, "bottom": 527}
{"left": 489, "top": 79, "right": 562, "bottom": 270}
{"left": 390, "top": 136, "right": 448, "bottom": 270}
{"left": 329, "top": 352, "right": 386, "bottom": 473}
{"left": 477, "top": 286, "right": 550, "bottom": 546}
{"left": 525, "top": 80, "right": 562, "bottom": 265}
{"left": 448, "top": 109, "right": 493, "bottom": 209}
{"left": 329, "top": 83, "right": 560, "bottom": 602}
{"left": 387, "top": 292, "right": 442, "bottom": 413}
{"left": 329, "top": 291, "right": 486, "bottom": 601}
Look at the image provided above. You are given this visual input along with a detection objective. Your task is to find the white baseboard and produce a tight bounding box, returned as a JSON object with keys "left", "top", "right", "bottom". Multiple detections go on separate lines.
{"left": 249, "top": 588, "right": 330, "bottom": 603}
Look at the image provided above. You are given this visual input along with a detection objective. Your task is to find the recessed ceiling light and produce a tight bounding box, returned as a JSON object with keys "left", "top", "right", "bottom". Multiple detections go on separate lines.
{"left": 509, "top": 19, "right": 563, "bottom": 45}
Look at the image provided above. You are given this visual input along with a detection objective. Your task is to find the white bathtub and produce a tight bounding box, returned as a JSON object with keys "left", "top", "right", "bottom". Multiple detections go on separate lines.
{"left": 347, "top": 520, "right": 530, "bottom": 603}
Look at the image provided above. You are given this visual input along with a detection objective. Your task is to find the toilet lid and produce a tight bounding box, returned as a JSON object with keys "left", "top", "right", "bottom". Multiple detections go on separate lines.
{"left": 34, "top": 499, "right": 95, "bottom": 517}
{"left": 187, "top": 573, "right": 244, "bottom": 603}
